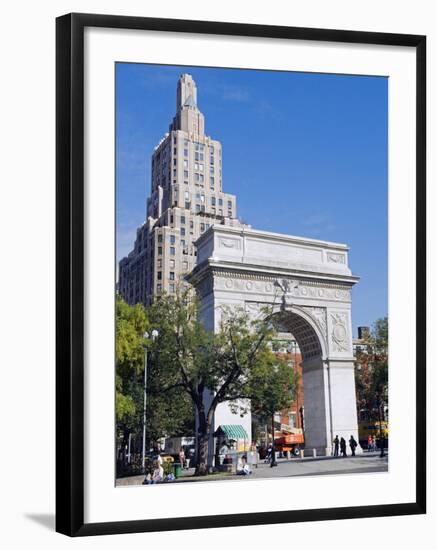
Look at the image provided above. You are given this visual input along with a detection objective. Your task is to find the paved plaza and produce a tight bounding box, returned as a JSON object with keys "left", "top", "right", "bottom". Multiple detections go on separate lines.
{"left": 116, "top": 452, "right": 388, "bottom": 487}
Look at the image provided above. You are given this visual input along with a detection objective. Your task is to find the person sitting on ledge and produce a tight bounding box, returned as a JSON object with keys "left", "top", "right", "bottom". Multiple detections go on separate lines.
{"left": 143, "top": 461, "right": 164, "bottom": 484}
{"left": 236, "top": 455, "right": 252, "bottom": 476}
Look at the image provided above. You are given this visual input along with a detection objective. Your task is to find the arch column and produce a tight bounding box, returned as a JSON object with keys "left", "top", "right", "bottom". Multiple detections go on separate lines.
{"left": 325, "top": 359, "right": 362, "bottom": 455}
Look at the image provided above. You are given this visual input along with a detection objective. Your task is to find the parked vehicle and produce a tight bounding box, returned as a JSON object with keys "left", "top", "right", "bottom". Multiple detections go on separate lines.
{"left": 274, "top": 430, "right": 304, "bottom": 457}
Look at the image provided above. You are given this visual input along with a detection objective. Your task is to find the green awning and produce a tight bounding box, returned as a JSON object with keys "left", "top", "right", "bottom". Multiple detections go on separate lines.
{"left": 214, "top": 425, "right": 249, "bottom": 440}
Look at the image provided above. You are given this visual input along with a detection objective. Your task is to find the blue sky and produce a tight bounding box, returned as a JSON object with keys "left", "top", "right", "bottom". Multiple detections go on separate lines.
{"left": 116, "top": 63, "right": 388, "bottom": 335}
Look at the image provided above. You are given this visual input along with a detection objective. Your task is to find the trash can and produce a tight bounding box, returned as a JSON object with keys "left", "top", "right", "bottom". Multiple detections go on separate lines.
{"left": 174, "top": 462, "right": 182, "bottom": 479}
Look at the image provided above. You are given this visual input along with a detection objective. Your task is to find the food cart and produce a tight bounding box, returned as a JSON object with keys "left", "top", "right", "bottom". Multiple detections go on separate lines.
{"left": 213, "top": 425, "right": 250, "bottom": 472}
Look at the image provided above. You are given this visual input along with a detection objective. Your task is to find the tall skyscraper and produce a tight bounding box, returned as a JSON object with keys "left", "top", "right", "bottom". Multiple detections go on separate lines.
{"left": 118, "top": 74, "right": 245, "bottom": 306}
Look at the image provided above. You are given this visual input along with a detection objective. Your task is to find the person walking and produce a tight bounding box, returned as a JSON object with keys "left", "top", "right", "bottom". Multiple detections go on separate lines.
{"left": 265, "top": 443, "right": 273, "bottom": 464}
{"left": 371, "top": 434, "right": 377, "bottom": 452}
{"left": 349, "top": 435, "right": 358, "bottom": 456}
{"left": 340, "top": 437, "right": 347, "bottom": 457}
{"left": 333, "top": 435, "right": 340, "bottom": 457}
{"left": 367, "top": 434, "right": 373, "bottom": 452}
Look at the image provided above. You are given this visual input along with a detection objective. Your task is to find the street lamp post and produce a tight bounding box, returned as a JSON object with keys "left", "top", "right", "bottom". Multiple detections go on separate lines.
{"left": 142, "top": 329, "right": 159, "bottom": 473}
{"left": 270, "top": 413, "right": 277, "bottom": 467}
{"left": 376, "top": 395, "right": 385, "bottom": 458}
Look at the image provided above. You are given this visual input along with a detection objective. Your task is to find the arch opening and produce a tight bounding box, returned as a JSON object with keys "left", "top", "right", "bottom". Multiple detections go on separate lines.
{"left": 271, "top": 310, "right": 323, "bottom": 362}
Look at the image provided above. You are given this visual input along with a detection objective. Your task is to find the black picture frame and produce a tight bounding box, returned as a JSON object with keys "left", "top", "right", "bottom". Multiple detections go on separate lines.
{"left": 56, "top": 12, "right": 426, "bottom": 537}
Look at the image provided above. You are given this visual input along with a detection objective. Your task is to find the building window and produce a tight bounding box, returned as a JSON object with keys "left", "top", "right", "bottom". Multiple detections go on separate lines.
{"left": 181, "top": 227, "right": 186, "bottom": 236}
{"left": 210, "top": 177, "right": 214, "bottom": 187}
{"left": 158, "top": 246, "right": 162, "bottom": 255}
{"left": 157, "top": 259, "right": 162, "bottom": 268}
{"left": 170, "top": 259, "right": 175, "bottom": 268}
{"left": 173, "top": 147, "right": 177, "bottom": 154}
{"left": 184, "top": 139, "right": 188, "bottom": 146}
{"left": 228, "top": 210, "right": 232, "bottom": 217}
{"left": 211, "top": 197, "right": 216, "bottom": 206}
{"left": 184, "top": 160, "right": 188, "bottom": 168}
{"left": 157, "top": 284, "right": 162, "bottom": 293}
{"left": 183, "top": 261, "right": 188, "bottom": 271}
{"left": 181, "top": 239, "right": 186, "bottom": 247}
{"left": 157, "top": 271, "right": 162, "bottom": 280}
{"left": 190, "top": 220, "right": 194, "bottom": 229}
{"left": 196, "top": 204, "right": 200, "bottom": 212}
{"left": 173, "top": 169, "right": 177, "bottom": 177}
{"left": 184, "top": 148, "right": 188, "bottom": 157}
{"left": 169, "top": 272, "right": 175, "bottom": 280}
{"left": 227, "top": 200, "right": 232, "bottom": 209}
{"left": 218, "top": 198, "right": 223, "bottom": 206}
{"left": 185, "top": 201, "right": 190, "bottom": 210}
{"left": 200, "top": 223, "right": 205, "bottom": 232}
{"left": 170, "top": 235, "right": 176, "bottom": 244}
{"left": 170, "top": 247, "right": 175, "bottom": 255}
{"left": 184, "top": 170, "right": 189, "bottom": 178}
{"left": 169, "top": 283, "right": 175, "bottom": 293}
{"left": 181, "top": 215, "right": 186, "bottom": 224}
{"left": 157, "top": 234, "right": 163, "bottom": 243}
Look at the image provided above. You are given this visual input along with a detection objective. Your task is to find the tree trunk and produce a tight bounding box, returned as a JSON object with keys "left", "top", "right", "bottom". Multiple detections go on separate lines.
{"left": 195, "top": 406, "right": 210, "bottom": 476}
{"left": 196, "top": 433, "right": 209, "bottom": 476}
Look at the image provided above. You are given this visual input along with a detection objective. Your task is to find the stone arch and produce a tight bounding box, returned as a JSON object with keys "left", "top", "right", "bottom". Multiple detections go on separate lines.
{"left": 270, "top": 305, "right": 327, "bottom": 361}
{"left": 189, "top": 224, "right": 362, "bottom": 459}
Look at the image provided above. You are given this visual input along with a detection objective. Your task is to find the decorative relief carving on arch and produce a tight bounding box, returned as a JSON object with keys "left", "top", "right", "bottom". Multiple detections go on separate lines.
{"left": 213, "top": 273, "right": 351, "bottom": 302}
{"left": 302, "top": 306, "right": 328, "bottom": 345}
{"left": 330, "top": 311, "right": 350, "bottom": 352}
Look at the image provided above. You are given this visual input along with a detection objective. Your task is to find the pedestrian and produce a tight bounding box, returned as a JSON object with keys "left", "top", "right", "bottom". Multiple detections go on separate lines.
{"left": 265, "top": 443, "right": 273, "bottom": 464}
{"left": 371, "top": 434, "right": 377, "bottom": 452}
{"left": 179, "top": 447, "right": 186, "bottom": 469}
{"left": 340, "top": 437, "right": 347, "bottom": 457}
{"left": 349, "top": 435, "right": 358, "bottom": 456}
{"left": 142, "top": 460, "right": 164, "bottom": 484}
{"left": 218, "top": 441, "right": 229, "bottom": 466}
{"left": 333, "top": 435, "right": 339, "bottom": 457}
{"left": 236, "top": 455, "right": 252, "bottom": 475}
{"left": 367, "top": 435, "right": 373, "bottom": 452}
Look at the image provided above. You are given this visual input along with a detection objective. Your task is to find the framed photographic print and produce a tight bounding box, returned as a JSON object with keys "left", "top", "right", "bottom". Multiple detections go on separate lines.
{"left": 56, "top": 13, "right": 426, "bottom": 536}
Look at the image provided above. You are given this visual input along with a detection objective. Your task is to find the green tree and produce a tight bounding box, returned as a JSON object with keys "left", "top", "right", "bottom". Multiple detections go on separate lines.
{"left": 115, "top": 296, "right": 149, "bottom": 462}
{"left": 355, "top": 317, "right": 388, "bottom": 423}
{"left": 148, "top": 288, "right": 282, "bottom": 475}
{"left": 250, "top": 352, "right": 299, "bottom": 462}
{"left": 115, "top": 296, "right": 195, "bottom": 469}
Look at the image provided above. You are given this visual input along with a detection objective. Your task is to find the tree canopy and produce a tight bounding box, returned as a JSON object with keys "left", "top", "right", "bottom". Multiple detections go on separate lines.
{"left": 147, "top": 288, "right": 293, "bottom": 474}
{"left": 355, "top": 317, "right": 388, "bottom": 419}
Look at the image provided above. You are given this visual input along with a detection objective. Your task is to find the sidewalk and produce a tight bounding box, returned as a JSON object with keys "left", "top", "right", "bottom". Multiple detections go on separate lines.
{"left": 116, "top": 451, "right": 388, "bottom": 487}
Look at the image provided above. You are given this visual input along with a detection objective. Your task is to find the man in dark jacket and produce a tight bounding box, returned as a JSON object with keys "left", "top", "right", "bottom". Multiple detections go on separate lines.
{"left": 333, "top": 435, "right": 340, "bottom": 457}
{"left": 349, "top": 435, "right": 358, "bottom": 456}
{"left": 340, "top": 437, "right": 347, "bottom": 457}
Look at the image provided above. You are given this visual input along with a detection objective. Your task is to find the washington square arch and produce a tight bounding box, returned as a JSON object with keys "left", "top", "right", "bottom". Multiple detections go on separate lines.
{"left": 188, "top": 224, "right": 362, "bottom": 464}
